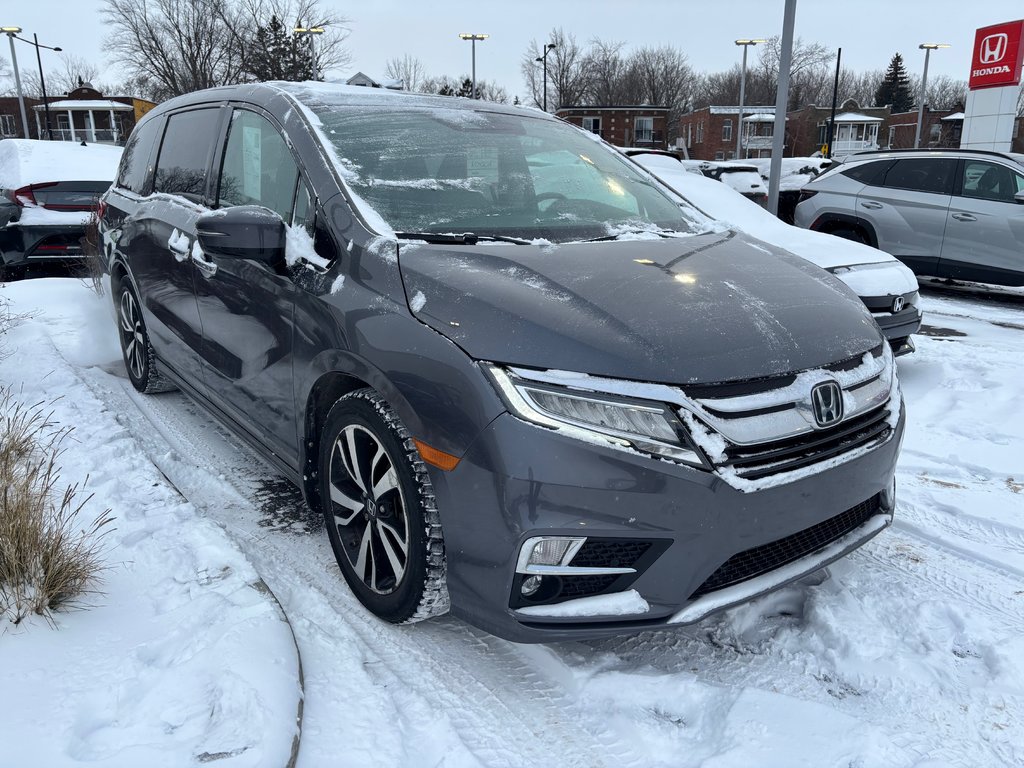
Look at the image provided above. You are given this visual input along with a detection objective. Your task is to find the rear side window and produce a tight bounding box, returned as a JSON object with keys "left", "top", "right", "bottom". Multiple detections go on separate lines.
{"left": 116, "top": 117, "right": 162, "bottom": 194}
{"left": 217, "top": 110, "right": 299, "bottom": 220}
{"left": 154, "top": 108, "right": 222, "bottom": 201}
{"left": 840, "top": 160, "right": 891, "bottom": 186}
{"left": 881, "top": 158, "right": 956, "bottom": 195}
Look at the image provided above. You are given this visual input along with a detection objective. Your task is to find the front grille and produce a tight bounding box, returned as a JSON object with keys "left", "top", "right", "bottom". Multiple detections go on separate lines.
{"left": 690, "top": 496, "right": 880, "bottom": 598}
{"left": 723, "top": 405, "right": 891, "bottom": 480}
{"left": 570, "top": 539, "right": 652, "bottom": 569}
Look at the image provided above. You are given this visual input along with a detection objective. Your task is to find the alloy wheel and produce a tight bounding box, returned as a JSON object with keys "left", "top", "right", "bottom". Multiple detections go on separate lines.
{"left": 119, "top": 289, "right": 145, "bottom": 381}
{"left": 328, "top": 424, "right": 409, "bottom": 594}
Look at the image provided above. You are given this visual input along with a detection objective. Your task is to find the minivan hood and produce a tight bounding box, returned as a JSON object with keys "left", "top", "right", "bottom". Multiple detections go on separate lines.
{"left": 398, "top": 233, "right": 883, "bottom": 386}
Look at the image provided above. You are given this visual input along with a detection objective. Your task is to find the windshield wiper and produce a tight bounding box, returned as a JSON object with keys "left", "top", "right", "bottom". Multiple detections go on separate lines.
{"left": 582, "top": 228, "right": 681, "bottom": 242}
{"left": 396, "top": 231, "right": 531, "bottom": 245}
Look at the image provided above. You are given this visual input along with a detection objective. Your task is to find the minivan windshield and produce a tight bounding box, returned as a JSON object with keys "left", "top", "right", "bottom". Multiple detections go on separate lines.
{"left": 308, "top": 105, "right": 711, "bottom": 243}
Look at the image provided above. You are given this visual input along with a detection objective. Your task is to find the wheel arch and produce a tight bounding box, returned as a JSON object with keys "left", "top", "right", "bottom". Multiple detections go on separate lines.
{"left": 810, "top": 213, "right": 879, "bottom": 249}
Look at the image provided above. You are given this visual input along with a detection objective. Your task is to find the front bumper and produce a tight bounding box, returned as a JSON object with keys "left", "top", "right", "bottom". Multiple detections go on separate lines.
{"left": 430, "top": 402, "right": 905, "bottom": 644}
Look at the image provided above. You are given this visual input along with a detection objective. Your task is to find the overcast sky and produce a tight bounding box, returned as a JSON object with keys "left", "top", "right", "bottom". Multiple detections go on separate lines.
{"left": 4, "top": 0, "right": 1023, "bottom": 103}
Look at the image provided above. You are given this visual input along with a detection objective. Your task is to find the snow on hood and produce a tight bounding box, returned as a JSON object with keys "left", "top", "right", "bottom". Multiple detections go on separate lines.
{"left": 633, "top": 157, "right": 918, "bottom": 296}
{"left": 0, "top": 139, "right": 122, "bottom": 188}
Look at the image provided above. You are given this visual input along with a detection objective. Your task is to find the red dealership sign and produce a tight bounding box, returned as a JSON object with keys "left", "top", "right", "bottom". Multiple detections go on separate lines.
{"left": 969, "top": 20, "right": 1024, "bottom": 89}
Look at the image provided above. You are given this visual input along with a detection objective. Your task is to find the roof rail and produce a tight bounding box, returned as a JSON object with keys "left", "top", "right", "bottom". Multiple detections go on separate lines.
{"left": 848, "top": 147, "right": 1015, "bottom": 161}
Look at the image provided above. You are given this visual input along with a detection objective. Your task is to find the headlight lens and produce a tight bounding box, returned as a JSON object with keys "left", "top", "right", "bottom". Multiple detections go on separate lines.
{"left": 483, "top": 364, "right": 706, "bottom": 467}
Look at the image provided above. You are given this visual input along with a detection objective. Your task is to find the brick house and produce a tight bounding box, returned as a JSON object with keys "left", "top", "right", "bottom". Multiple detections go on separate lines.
{"left": 884, "top": 107, "right": 963, "bottom": 149}
{"left": 555, "top": 106, "right": 670, "bottom": 150}
{"left": 677, "top": 105, "right": 775, "bottom": 160}
{"left": 0, "top": 96, "right": 43, "bottom": 139}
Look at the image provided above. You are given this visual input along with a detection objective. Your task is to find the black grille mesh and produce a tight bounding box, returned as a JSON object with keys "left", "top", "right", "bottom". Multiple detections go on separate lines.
{"left": 570, "top": 539, "right": 652, "bottom": 569}
{"left": 558, "top": 574, "right": 619, "bottom": 598}
{"left": 691, "top": 496, "right": 879, "bottom": 598}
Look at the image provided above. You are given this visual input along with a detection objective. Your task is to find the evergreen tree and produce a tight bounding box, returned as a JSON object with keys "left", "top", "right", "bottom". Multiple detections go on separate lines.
{"left": 246, "top": 15, "right": 315, "bottom": 82}
{"left": 875, "top": 53, "right": 914, "bottom": 112}
{"left": 457, "top": 77, "right": 475, "bottom": 98}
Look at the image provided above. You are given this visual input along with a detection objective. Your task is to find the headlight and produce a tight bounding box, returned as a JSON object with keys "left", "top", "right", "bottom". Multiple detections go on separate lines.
{"left": 483, "top": 364, "right": 707, "bottom": 468}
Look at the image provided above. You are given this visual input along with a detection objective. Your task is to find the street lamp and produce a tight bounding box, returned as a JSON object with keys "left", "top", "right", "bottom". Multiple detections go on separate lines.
{"left": 459, "top": 33, "right": 489, "bottom": 99}
{"left": 534, "top": 42, "right": 556, "bottom": 112}
{"left": 914, "top": 43, "right": 950, "bottom": 149}
{"left": 735, "top": 38, "right": 766, "bottom": 159}
{"left": 1, "top": 26, "right": 30, "bottom": 139}
{"left": 6, "top": 31, "right": 62, "bottom": 140}
{"left": 293, "top": 22, "right": 326, "bottom": 80}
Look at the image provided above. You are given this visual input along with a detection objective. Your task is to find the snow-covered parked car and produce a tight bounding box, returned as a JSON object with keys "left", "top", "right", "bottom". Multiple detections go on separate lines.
{"left": 630, "top": 151, "right": 922, "bottom": 356}
{"left": 747, "top": 156, "right": 834, "bottom": 223}
{"left": 100, "top": 83, "right": 904, "bottom": 642}
{"left": 0, "top": 139, "right": 122, "bottom": 279}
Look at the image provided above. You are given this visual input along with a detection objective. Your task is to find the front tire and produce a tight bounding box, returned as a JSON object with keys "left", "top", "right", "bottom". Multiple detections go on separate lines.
{"left": 319, "top": 388, "right": 449, "bottom": 624}
{"left": 116, "top": 279, "right": 175, "bottom": 393}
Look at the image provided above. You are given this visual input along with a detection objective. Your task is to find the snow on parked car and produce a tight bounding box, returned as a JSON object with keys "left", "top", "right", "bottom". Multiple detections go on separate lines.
{"left": 630, "top": 151, "right": 922, "bottom": 355}
{"left": 0, "top": 138, "right": 122, "bottom": 278}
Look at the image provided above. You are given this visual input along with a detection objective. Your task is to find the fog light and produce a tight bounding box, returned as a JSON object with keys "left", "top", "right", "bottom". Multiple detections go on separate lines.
{"left": 517, "top": 536, "right": 587, "bottom": 572}
{"left": 521, "top": 575, "right": 544, "bottom": 597}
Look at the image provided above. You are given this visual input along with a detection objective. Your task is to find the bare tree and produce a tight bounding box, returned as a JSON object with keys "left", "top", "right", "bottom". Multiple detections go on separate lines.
{"left": 582, "top": 39, "right": 629, "bottom": 104}
{"left": 420, "top": 74, "right": 508, "bottom": 103}
{"left": 520, "top": 28, "right": 589, "bottom": 111}
{"left": 624, "top": 45, "right": 695, "bottom": 137}
{"left": 384, "top": 55, "right": 425, "bottom": 92}
{"left": 17, "top": 55, "right": 104, "bottom": 98}
{"left": 102, "top": 0, "right": 351, "bottom": 100}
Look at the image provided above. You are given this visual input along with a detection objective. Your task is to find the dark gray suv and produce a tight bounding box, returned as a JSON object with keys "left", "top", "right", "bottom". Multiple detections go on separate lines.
{"left": 795, "top": 148, "right": 1024, "bottom": 287}
{"left": 99, "top": 83, "right": 903, "bottom": 643}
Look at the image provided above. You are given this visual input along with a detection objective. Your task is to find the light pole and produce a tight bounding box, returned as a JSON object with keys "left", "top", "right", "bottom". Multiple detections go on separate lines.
{"left": 735, "top": 38, "right": 766, "bottom": 159}
{"left": 293, "top": 22, "right": 326, "bottom": 80}
{"left": 534, "top": 42, "right": 556, "bottom": 112}
{"left": 767, "top": 0, "right": 797, "bottom": 216}
{"left": 459, "top": 33, "right": 488, "bottom": 99}
{"left": 32, "top": 33, "right": 62, "bottom": 140}
{"left": 914, "top": 43, "right": 950, "bottom": 149}
{"left": 1, "top": 26, "right": 30, "bottom": 139}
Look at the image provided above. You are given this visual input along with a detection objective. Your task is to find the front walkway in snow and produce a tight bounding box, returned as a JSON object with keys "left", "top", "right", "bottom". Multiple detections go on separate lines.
{"left": 1, "top": 277, "right": 1022, "bottom": 768}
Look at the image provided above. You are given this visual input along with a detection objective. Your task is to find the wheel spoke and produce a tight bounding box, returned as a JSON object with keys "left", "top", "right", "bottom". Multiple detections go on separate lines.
{"left": 342, "top": 427, "right": 367, "bottom": 493}
{"left": 329, "top": 480, "right": 364, "bottom": 525}
{"left": 354, "top": 519, "right": 373, "bottom": 582}
{"left": 119, "top": 303, "right": 132, "bottom": 333}
{"left": 377, "top": 520, "right": 407, "bottom": 582}
{"left": 372, "top": 466, "right": 398, "bottom": 502}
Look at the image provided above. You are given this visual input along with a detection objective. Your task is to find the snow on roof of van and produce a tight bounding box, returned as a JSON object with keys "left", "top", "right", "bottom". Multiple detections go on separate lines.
{"left": 0, "top": 139, "right": 123, "bottom": 189}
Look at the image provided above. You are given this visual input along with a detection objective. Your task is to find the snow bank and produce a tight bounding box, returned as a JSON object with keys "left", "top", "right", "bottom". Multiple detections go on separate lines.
{"left": 0, "top": 278, "right": 300, "bottom": 768}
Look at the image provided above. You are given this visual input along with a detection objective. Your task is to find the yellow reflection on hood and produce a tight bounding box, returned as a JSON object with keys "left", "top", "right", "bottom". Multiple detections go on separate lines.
{"left": 674, "top": 273, "right": 697, "bottom": 285}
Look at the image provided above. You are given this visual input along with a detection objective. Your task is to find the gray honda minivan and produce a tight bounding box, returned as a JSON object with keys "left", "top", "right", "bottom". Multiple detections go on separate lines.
{"left": 100, "top": 82, "right": 904, "bottom": 643}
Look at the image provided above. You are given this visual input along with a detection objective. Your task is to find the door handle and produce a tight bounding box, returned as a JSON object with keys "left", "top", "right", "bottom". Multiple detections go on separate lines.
{"left": 859, "top": 201, "right": 883, "bottom": 210}
{"left": 193, "top": 252, "right": 218, "bottom": 278}
{"left": 951, "top": 212, "right": 977, "bottom": 222}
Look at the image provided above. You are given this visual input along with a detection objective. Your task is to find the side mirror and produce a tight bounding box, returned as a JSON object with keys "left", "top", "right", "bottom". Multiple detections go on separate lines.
{"left": 196, "top": 206, "right": 286, "bottom": 267}
{"left": 1014, "top": 191, "right": 1024, "bottom": 205}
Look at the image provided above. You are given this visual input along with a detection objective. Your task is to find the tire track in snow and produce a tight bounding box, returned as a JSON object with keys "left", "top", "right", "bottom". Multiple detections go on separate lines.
{"left": 74, "top": 363, "right": 642, "bottom": 768}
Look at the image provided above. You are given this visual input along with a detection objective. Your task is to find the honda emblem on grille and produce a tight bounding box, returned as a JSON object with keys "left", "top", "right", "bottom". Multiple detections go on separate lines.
{"left": 891, "top": 295, "right": 905, "bottom": 313}
{"left": 810, "top": 381, "right": 844, "bottom": 428}
{"left": 980, "top": 33, "right": 1008, "bottom": 64}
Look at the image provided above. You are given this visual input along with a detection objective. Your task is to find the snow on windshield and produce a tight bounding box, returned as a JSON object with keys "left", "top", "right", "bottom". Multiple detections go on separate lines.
{"left": 276, "top": 84, "right": 705, "bottom": 244}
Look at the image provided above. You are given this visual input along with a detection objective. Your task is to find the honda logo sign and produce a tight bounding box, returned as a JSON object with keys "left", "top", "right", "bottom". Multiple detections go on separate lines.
{"left": 970, "top": 21, "right": 1024, "bottom": 89}
{"left": 980, "top": 33, "right": 1008, "bottom": 64}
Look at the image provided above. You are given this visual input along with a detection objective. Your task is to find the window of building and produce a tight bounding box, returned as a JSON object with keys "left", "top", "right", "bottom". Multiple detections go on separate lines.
{"left": 714, "top": 151, "right": 725, "bottom": 160}
{"left": 635, "top": 116, "right": 654, "bottom": 143}
{"left": 726, "top": 151, "right": 735, "bottom": 160}
{"left": 722, "top": 119, "right": 732, "bottom": 142}
{"left": 582, "top": 117, "right": 601, "bottom": 135}
{"left": 929, "top": 123, "right": 941, "bottom": 143}
{"left": 888, "top": 126, "right": 896, "bottom": 148}
{"left": 218, "top": 110, "right": 299, "bottom": 220}
{"left": 0, "top": 114, "right": 16, "bottom": 137}
{"left": 154, "top": 108, "right": 222, "bottom": 201}
{"left": 697, "top": 120, "right": 704, "bottom": 143}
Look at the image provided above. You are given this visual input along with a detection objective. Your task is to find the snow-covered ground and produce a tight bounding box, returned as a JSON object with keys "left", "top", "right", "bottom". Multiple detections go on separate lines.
{"left": 1, "top": 276, "right": 1022, "bottom": 767}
